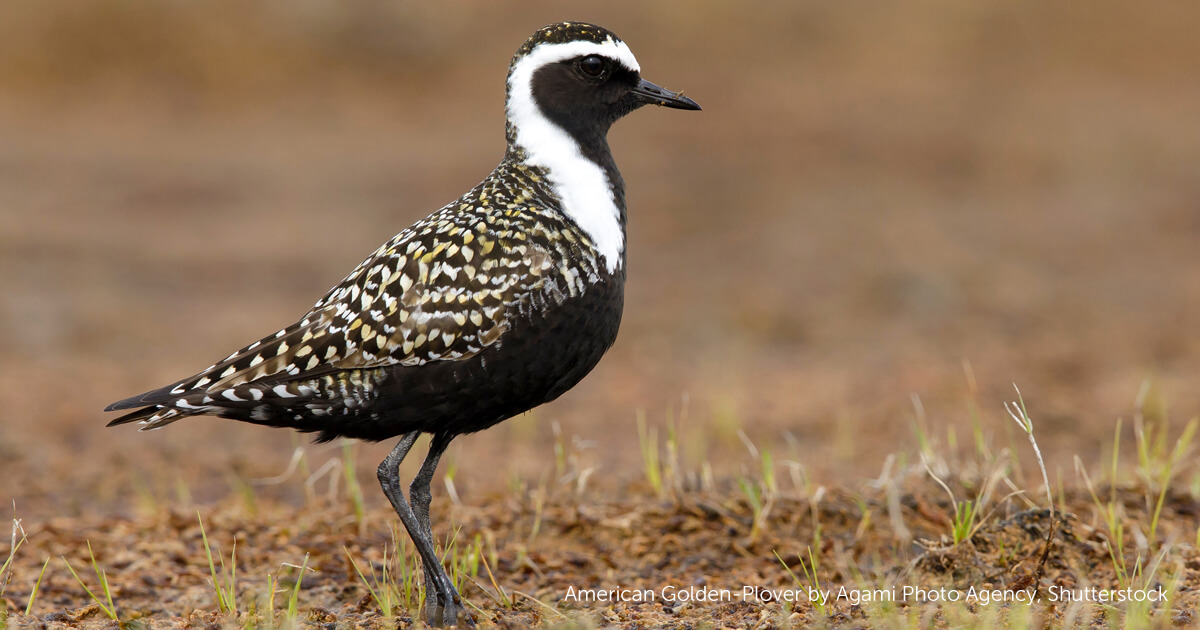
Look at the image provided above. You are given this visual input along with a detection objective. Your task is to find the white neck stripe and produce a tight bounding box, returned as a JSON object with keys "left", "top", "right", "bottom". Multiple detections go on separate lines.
{"left": 505, "top": 39, "right": 639, "bottom": 273}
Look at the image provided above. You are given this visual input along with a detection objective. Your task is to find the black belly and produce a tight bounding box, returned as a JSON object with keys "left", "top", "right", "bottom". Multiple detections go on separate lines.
{"left": 312, "top": 272, "right": 624, "bottom": 442}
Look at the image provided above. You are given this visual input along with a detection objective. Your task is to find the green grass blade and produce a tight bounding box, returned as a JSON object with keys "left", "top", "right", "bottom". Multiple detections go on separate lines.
{"left": 25, "top": 556, "right": 50, "bottom": 615}
{"left": 61, "top": 551, "right": 117, "bottom": 620}
{"left": 198, "top": 513, "right": 236, "bottom": 614}
{"left": 287, "top": 553, "right": 310, "bottom": 618}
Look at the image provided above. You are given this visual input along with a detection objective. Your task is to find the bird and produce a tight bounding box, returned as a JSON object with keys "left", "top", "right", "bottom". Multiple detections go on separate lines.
{"left": 105, "top": 21, "right": 699, "bottom": 627}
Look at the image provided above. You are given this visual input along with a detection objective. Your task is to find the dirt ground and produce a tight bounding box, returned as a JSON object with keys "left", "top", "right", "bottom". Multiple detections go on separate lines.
{"left": 2, "top": 1, "right": 1199, "bottom": 627}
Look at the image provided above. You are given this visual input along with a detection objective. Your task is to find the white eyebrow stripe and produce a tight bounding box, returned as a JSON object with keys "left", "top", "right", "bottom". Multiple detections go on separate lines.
{"left": 515, "top": 38, "right": 640, "bottom": 76}
{"left": 504, "top": 38, "right": 639, "bottom": 274}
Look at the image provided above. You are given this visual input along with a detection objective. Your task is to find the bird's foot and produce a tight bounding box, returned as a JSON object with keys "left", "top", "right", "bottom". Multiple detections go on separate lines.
{"left": 426, "top": 587, "right": 475, "bottom": 628}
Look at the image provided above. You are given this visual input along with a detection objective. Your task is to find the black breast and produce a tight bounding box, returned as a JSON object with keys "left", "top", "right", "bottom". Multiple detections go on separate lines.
{"left": 318, "top": 269, "right": 624, "bottom": 441}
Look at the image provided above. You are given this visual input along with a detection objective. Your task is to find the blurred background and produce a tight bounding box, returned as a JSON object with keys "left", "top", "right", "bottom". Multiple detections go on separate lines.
{"left": 2, "top": 1, "right": 1198, "bottom": 519}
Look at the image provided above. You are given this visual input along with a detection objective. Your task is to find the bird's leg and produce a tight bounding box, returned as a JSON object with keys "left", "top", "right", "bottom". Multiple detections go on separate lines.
{"left": 409, "top": 432, "right": 471, "bottom": 626}
{"left": 376, "top": 432, "right": 470, "bottom": 627}
{"left": 410, "top": 432, "right": 450, "bottom": 542}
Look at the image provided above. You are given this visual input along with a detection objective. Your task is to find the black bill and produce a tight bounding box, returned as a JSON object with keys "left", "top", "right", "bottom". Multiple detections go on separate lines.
{"left": 632, "top": 79, "right": 701, "bottom": 110}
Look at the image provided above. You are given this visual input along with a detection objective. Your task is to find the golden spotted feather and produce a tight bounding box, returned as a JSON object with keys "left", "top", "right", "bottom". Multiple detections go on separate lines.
{"left": 106, "top": 159, "right": 608, "bottom": 429}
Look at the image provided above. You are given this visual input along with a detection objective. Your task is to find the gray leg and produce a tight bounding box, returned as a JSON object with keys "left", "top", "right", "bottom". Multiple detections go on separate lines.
{"left": 410, "top": 432, "right": 451, "bottom": 541}
{"left": 377, "top": 432, "right": 472, "bottom": 627}
{"left": 409, "top": 433, "right": 464, "bottom": 624}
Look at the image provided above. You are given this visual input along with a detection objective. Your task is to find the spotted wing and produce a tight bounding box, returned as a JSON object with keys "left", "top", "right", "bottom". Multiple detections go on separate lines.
{"left": 105, "top": 207, "right": 557, "bottom": 429}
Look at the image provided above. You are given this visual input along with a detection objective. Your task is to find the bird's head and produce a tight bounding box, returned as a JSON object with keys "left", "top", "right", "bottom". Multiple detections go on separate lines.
{"left": 505, "top": 22, "right": 700, "bottom": 153}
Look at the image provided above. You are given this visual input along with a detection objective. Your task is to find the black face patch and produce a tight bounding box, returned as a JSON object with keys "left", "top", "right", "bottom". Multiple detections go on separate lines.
{"left": 529, "top": 56, "right": 643, "bottom": 154}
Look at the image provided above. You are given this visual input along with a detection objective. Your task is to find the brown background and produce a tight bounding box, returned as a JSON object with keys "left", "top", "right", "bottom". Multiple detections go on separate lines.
{"left": 2, "top": 1, "right": 1198, "bottom": 519}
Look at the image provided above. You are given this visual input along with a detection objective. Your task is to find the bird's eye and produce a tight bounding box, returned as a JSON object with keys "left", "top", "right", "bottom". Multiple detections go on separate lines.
{"left": 578, "top": 55, "right": 607, "bottom": 78}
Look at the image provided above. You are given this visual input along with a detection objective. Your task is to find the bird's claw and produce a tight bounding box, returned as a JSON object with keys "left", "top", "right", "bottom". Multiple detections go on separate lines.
{"left": 426, "top": 588, "right": 475, "bottom": 628}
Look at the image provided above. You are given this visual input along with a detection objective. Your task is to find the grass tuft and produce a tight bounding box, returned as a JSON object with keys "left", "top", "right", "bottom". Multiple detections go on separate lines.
{"left": 924, "top": 457, "right": 981, "bottom": 545}
{"left": 1, "top": 513, "right": 27, "bottom": 601}
{"left": 198, "top": 512, "right": 238, "bottom": 615}
{"left": 1139, "top": 416, "right": 1196, "bottom": 544}
{"left": 637, "top": 410, "right": 664, "bottom": 499}
{"left": 341, "top": 440, "right": 367, "bottom": 531}
{"left": 775, "top": 547, "right": 826, "bottom": 617}
{"left": 1004, "top": 385, "right": 1053, "bottom": 514}
{"left": 477, "top": 537, "right": 512, "bottom": 610}
{"left": 61, "top": 541, "right": 118, "bottom": 620}
{"left": 284, "top": 553, "right": 311, "bottom": 620}
{"left": 346, "top": 546, "right": 402, "bottom": 617}
{"left": 25, "top": 555, "right": 50, "bottom": 615}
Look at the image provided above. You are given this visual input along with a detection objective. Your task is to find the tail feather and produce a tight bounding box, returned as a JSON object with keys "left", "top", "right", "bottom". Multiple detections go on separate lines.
{"left": 104, "top": 310, "right": 340, "bottom": 415}
{"left": 107, "top": 366, "right": 386, "bottom": 439}
{"left": 104, "top": 376, "right": 194, "bottom": 412}
{"left": 106, "top": 406, "right": 160, "bottom": 427}
{"left": 104, "top": 376, "right": 362, "bottom": 431}
{"left": 105, "top": 404, "right": 187, "bottom": 430}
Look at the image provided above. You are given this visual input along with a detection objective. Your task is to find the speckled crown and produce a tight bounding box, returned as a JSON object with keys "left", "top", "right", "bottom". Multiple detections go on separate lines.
{"left": 508, "top": 22, "right": 623, "bottom": 71}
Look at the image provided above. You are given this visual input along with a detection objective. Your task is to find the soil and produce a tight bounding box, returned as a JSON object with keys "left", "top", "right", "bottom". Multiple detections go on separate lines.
{"left": 3, "top": 483, "right": 1199, "bottom": 628}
